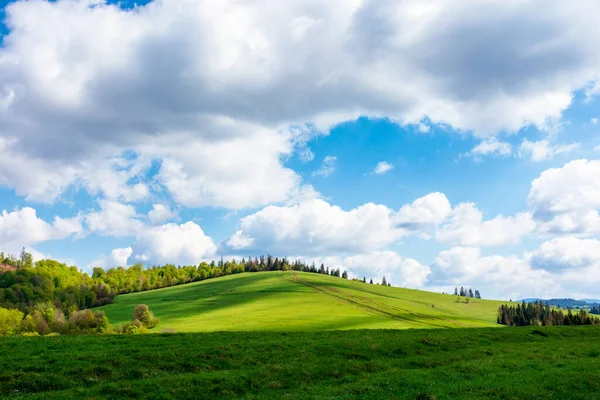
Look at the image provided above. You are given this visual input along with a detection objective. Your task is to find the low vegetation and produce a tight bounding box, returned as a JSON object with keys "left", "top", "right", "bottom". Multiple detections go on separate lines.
{"left": 1, "top": 326, "right": 599, "bottom": 399}
{"left": 0, "top": 302, "right": 159, "bottom": 336}
{"left": 98, "top": 271, "right": 512, "bottom": 332}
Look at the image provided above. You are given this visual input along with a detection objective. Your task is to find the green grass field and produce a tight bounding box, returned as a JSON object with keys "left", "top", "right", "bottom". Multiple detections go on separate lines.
{"left": 98, "top": 271, "right": 511, "bottom": 332}
{"left": 2, "top": 326, "right": 599, "bottom": 399}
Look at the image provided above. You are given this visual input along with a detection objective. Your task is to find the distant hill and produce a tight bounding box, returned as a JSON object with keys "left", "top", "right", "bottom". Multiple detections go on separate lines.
{"left": 580, "top": 299, "right": 600, "bottom": 304}
{"left": 98, "top": 271, "right": 513, "bottom": 332}
{"left": 520, "top": 298, "right": 600, "bottom": 308}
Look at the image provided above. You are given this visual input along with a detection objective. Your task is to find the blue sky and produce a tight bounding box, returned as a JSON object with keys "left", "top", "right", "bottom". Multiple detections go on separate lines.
{"left": 1, "top": 0, "right": 600, "bottom": 300}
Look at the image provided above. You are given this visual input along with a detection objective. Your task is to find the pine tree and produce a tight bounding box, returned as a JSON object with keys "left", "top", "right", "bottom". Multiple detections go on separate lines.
{"left": 454, "top": 287, "right": 458, "bottom": 296}
{"left": 468, "top": 289, "right": 474, "bottom": 298}
{"left": 362, "top": 277, "right": 366, "bottom": 283}
{"left": 342, "top": 270, "right": 348, "bottom": 279}
{"left": 369, "top": 279, "right": 373, "bottom": 284}
{"left": 382, "top": 276, "right": 387, "bottom": 286}
{"left": 459, "top": 286, "right": 465, "bottom": 297}
{"left": 19, "top": 247, "right": 27, "bottom": 269}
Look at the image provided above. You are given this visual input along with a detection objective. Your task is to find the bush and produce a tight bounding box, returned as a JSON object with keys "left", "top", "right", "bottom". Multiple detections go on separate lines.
{"left": 132, "top": 305, "right": 160, "bottom": 329}
{"left": 0, "top": 307, "right": 24, "bottom": 335}
{"left": 20, "top": 314, "right": 37, "bottom": 334}
{"left": 121, "top": 319, "right": 147, "bottom": 334}
{"left": 66, "top": 309, "right": 114, "bottom": 334}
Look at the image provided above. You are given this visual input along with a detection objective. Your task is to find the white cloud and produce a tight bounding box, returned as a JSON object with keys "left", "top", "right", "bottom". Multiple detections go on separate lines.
{"left": 224, "top": 192, "right": 454, "bottom": 255}
{"left": 224, "top": 199, "right": 400, "bottom": 256}
{"left": 0, "top": 139, "right": 150, "bottom": 203}
{"left": 469, "top": 138, "right": 512, "bottom": 158}
{"left": 3, "top": 0, "right": 600, "bottom": 205}
{"left": 430, "top": 246, "right": 556, "bottom": 300}
{"left": 591, "top": 117, "right": 598, "bottom": 126}
{"left": 526, "top": 237, "right": 600, "bottom": 295}
{"left": 85, "top": 200, "right": 144, "bottom": 237}
{"left": 0, "top": 207, "right": 82, "bottom": 254}
{"left": 436, "top": 203, "right": 535, "bottom": 246}
{"left": 374, "top": 161, "right": 394, "bottom": 174}
{"left": 528, "top": 159, "right": 600, "bottom": 217}
{"left": 394, "top": 192, "right": 452, "bottom": 233}
{"left": 133, "top": 222, "right": 217, "bottom": 266}
{"left": 146, "top": 124, "right": 302, "bottom": 209}
{"left": 426, "top": 237, "right": 600, "bottom": 300}
{"left": 528, "top": 237, "right": 600, "bottom": 271}
{"left": 89, "top": 247, "right": 133, "bottom": 269}
{"left": 147, "top": 204, "right": 177, "bottom": 225}
{"left": 312, "top": 156, "right": 337, "bottom": 178}
{"left": 313, "top": 251, "right": 431, "bottom": 288}
{"left": 518, "top": 139, "right": 579, "bottom": 162}
{"left": 418, "top": 123, "right": 431, "bottom": 134}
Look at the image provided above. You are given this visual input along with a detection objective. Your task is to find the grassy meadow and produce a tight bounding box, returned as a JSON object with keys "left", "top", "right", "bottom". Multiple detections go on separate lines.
{"left": 2, "top": 326, "right": 599, "bottom": 399}
{"left": 98, "top": 271, "right": 512, "bottom": 332}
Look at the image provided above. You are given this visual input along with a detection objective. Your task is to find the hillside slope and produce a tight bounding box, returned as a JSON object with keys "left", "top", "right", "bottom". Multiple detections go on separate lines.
{"left": 98, "top": 271, "right": 509, "bottom": 332}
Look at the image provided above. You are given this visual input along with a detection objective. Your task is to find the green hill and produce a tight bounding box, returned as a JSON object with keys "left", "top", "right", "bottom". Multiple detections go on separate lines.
{"left": 98, "top": 271, "right": 510, "bottom": 332}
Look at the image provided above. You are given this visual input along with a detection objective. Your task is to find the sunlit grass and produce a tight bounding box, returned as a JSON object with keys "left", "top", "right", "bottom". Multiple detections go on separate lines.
{"left": 98, "top": 271, "right": 513, "bottom": 332}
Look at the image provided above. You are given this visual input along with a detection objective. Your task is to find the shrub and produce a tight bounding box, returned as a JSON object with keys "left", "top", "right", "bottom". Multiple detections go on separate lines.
{"left": 121, "top": 319, "right": 147, "bottom": 334}
{"left": 0, "top": 307, "right": 24, "bottom": 335}
{"left": 67, "top": 309, "right": 114, "bottom": 334}
{"left": 132, "top": 304, "right": 160, "bottom": 329}
{"left": 20, "top": 314, "right": 37, "bottom": 334}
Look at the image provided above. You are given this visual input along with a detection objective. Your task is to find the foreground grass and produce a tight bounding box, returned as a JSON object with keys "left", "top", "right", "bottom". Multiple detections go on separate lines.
{"left": 1, "top": 326, "right": 599, "bottom": 399}
{"left": 98, "top": 271, "right": 512, "bottom": 331}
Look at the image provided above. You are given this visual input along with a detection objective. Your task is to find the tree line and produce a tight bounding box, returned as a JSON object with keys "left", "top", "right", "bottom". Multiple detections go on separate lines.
{"left": 2, "top": 250, "right": 369, "bottom": 334}
{"left": 453, "top": 287, "right": 482, "bottom": 299}
{"left": 498, "top": 301, "right": 600, "bottom": 327}
{"left": 591, "top": 305, "right": 600, "bottom": 315}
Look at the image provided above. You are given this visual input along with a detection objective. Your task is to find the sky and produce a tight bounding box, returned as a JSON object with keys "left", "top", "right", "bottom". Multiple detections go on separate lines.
{"left": 1, "top": 0, "right": 600, "bottom": 301}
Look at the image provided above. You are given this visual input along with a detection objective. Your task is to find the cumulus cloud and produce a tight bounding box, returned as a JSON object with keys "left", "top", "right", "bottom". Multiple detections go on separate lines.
{"left": 518, "top": 139, "right": 579, "bottom": 162}
{"left": 528, "top": 237, "right": 600, "bottom": 271}
{"left": 224, "top": 199, "right": 399, "bottom": 256}
{"left": 394, "top": 192, "right": 452, "bottom": 233}
{"left": 89, "top": 247, "right": 133, "bottom": 269}
{"left": 528, "top": 159, "right": 600, "bottom": 235}
{"left": 314, "top": 251, "right": 431, "bottom": 288}
{"left": 436, "top": 203, "right": 535, "bottom": 246}
{"left": 133, "top": 222, "right": 217, "bottom": 265}
{"left": 312, "top": 156, "right": 337, "bottom": 178}
{"left": 2, "top": 0, "right": 600, "bottom": 205}
{"left": 224, "top": 192, "right": 454, "bottom": 255}
{"left": 373, "top": 161, "right": 394, "bottom": 174}
{"left": 429, "top": 246, "right": 556, "bottom": 300}
{"left": 147, "top": 204, "right": 177, "bottom": 225}
{"left": 0, "top": 207, "right": 83, "bottom": 254}
{"left": 85, "top": 200, "right": 144, "bottom": 237}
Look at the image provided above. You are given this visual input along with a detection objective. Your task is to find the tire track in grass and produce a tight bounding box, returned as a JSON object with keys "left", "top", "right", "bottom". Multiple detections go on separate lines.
{"left": 287, "top": 273, "right": 448, "bottom": 328}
